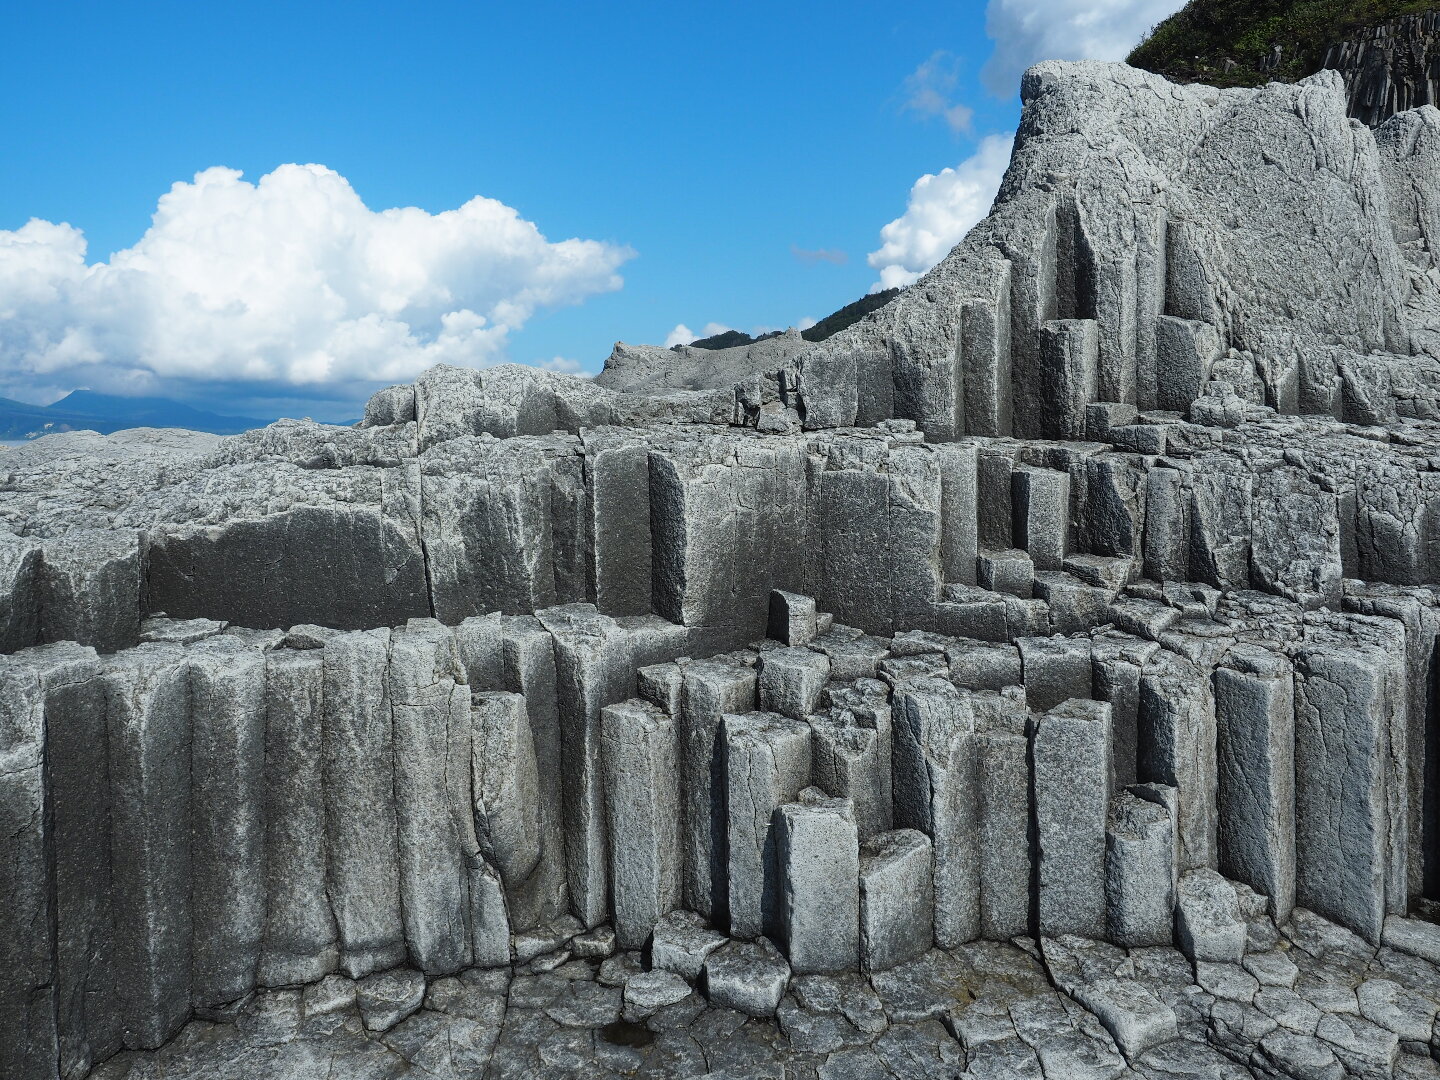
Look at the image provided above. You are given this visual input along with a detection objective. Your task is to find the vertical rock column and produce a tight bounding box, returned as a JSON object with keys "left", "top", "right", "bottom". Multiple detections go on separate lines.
{"left": 775, "top": 790, "right": 860, "bottom": 974}
{"left": 958, "top": 260, "right": 1014, "bottom": 438}
{"left": 389, "top": 622, "right": 474, "bottom": 975}
{"left": 188, "top": 636, "right": 267, "bottom": 1008}
{"left": 859, "top": 829, "right": 934, "bottom": 974}
{"left": 322, "top": 628, "right": 406, "bottom": 979}
{"left": 0, "top": 658, "right": 57, "bottom": 1080}
{"left": 472, "top": 692, "right": 543, "bottom": 929}
{"left": 1031, "top": 698, "right": 1114, "bottom": 939}
{"left": 892, "top": 676, "right": 979, "bottom": 948}
{"left": 1213, "top": 646, "right": 1296, "bottom": 923}
{"left": 602, "top": 699, "right": 682, "bottom": 949}
{"left": 1294, "top": 641, "right": 1397, "bottom": 943}
{"left": 937, "top": 441, "right": 979, "bottom": 587}
{"left": 19, "top": 645, "right": 121, "bottom": 1076}
{"left": 723, "top": 711, "right": 813, "bottom": 940}
{"left": 1138, "top": 652, "right": 1218, "bottom": 872}
{"left": 260, "top": 648, "right": 339, "bottom": 985}
{"left": 537, "top": 604, "right": 635, "bottom": 928}
{"left": 1106, "top": 788, "right": 1176, "bottom": 947}
{"left": 1012, "top": 467, "right": 1070, "bottom": 572}
{"left": 502, "top": 614, "right": 569, "bottom": 928}
{"left": 975, "top": 693, "right": 1032, "bottom": 940}
{"left": 104, "top": 644, "right": 193, "bottom": 1050}
{"left": 1037, "top": 319, "right": 1098, "bottom": 440}
{"left": 679, "top": 655, "right": 758, "bottom": 924}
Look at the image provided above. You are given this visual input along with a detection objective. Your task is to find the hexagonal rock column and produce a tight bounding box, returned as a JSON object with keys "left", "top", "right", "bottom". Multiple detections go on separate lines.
{"left": 601, "top": 698, "right": 682, "bottom": 950}
{"left": 1031, "top": 697, "right": 1114, "bottom": 939}
{"left": 1213, "top": 646, "right": 1296, "bottom": 924}
{"left": 859, "top": 828, "right": 934, "bottom": 974}
{"left": 678, "top": 655, "right": 758, "bottom": 924}
{"left": 723, "top": 711, "right": 813, "bottom": 940}
{"left": 775, "top": 789, "right": 860, "bottom": 974}
{"left": 891, "top": 675, "right": 979, "bottom": 948}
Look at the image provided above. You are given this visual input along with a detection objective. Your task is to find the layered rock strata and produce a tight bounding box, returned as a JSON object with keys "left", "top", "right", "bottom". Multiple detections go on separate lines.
{"left": 7, "top": 59, "right": 1440, "bottom": 1079}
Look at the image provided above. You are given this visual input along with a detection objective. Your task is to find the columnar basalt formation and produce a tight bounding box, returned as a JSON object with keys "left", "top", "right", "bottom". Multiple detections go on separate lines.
{"left": 9, "top": 61, "right": 1440, "bottom": 1078}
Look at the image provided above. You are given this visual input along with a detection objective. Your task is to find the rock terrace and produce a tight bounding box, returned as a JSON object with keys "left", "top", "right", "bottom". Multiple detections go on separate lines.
{"left": 6, "top": 59, "right": 1440, "bottom": 1080}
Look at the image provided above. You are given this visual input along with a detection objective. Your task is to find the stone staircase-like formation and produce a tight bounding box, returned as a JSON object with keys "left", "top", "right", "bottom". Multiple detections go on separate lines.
{"left": 8, "top": 59, "right": 1440, "bottom": 1080}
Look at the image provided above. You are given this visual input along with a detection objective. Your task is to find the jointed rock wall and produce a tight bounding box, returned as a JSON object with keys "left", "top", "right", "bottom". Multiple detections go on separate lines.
{"left": 8, "top": 60, "right": 1440, "bottom": 1080}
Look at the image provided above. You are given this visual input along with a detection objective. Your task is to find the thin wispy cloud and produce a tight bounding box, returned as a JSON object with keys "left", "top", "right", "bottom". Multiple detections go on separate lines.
{"left": 791, "top": 244, "right": 849, "bottom": 266}
{"left": 902, "top": 51, "right": 975, "bottom": 135}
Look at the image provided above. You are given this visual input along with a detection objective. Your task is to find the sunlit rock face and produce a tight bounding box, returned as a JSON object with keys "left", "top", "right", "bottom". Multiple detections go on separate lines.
{"left": 8, "top": 60, "right": 1440, "bottom": 1080}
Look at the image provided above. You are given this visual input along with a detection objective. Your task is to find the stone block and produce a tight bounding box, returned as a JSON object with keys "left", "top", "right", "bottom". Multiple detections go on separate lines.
{"left": 1214, "top": 647, "right": 1296, "bottom": 923}
{"left": 1012, "top": 466, "right": 1071, "bottom": 571}
{"left": 679, "top": 655, "right": 758, "bottom": 922}
{"left": 703, "top": 938, "right": 791, "bottom": 1017}
{"left": 322, "top": 628, "right": 406, "bottom": 978}
{"left": 768, "top": 589, "right": 819, "bottom": 646}
{"left": 775, "top": 791, "right": 860, "bottom": 974}
{"left": 1174, "top": 868, "right": 1246, "bottom": 964}
{"left": 977, "top": 548, "right": 1034, "bottom": 598}
{"left": 891, "top": 675, "right": 979, "bottom": 948}
{"left": 651, "top": 910, "right": 727, "bottom": 982}
{"left": 1106, "top": 790, "right": 1175, "bottom": 948}
{"left": 1032, "top": 698, "right": 1113, "bottom": 939}
{"left": 758, "top": 645, "right": 830, "bottom": 721}
{"left": 600, "top": 698, "right": 681, "bottom": 950}
{"left": 723, "top": 711, "right": 813, "bottom": 939}
{"left": 1018, "top": 634, "right": 1092, "bottom": 712}
{"left": 859, "top": 829, "right": 934, "bottom": 974}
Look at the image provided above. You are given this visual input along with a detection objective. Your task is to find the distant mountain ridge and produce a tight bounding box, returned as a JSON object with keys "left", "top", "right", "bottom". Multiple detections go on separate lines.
{"left": 0, "top": 390, "right": 274, "bottom": 440}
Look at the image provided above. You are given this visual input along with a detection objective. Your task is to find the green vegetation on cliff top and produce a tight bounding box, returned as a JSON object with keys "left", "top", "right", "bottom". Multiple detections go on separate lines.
{"left": 1127, "top": 0, "right": 1436, "bottom": 88}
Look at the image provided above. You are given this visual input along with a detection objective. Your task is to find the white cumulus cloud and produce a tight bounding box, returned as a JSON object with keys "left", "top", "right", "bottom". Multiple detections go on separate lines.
{"left": 867, "top": 133, "right": 1015, "bottom": 291}
{"left": 981, "top": 0, "right": 1187, "bottom": 95}
{"left": 0, "top": 164, "right": 633, "bottom": 401}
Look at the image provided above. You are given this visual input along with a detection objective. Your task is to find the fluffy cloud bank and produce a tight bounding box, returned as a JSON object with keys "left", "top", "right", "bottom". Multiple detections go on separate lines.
{"left": 981, "top": 0, "right": 1187, "bottom": 94}
{"left": 0, "top": 164, "right": 632, "bottom": 400}
{"left": 866, "top": 133, "right": 1015, "bottom": 291}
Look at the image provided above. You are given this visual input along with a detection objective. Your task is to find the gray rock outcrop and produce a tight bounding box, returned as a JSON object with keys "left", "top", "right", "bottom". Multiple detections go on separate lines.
{"left": 8, "top": 57, "right": 1440, "bottom": 1080}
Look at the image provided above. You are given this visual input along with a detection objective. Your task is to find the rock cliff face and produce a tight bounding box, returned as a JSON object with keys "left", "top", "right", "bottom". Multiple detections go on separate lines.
{"left": 8, "top": 61, "right": 1440, "bottom": 1079}
{"left": 1326, "top": 10, "right": 1440, "bottom": 125}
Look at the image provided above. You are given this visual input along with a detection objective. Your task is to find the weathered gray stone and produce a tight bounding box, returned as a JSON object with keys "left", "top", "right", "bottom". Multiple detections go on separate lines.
{"left": 758, "top": 645, "right": 830, "bottom": 721}
{"left": 776, "top": 791, "right": 860, "bottom": 974}
{"left": 768, "top": 589, "right": 819, "bottom": 646}
{"left": 858, "top": 829, "right": 933, "bottom": 974}
{"left": 679, "top": 654, "right": 758, "bottom": 922}
{"left": 891, "top": 675, "right": 979, "bottom": 948}
{"left": 1107, "top": 789, "right": 1175, "bottom": 948}
{"left": 356, "top": 968, "right": 426, "bottom": 1032}
{"left": 651, "top": 910, "right": 727, "bottom": 981}
{"left": 1032, "top": 698, "right": 1113, "bottom": 939}
{"left": 320, "top": 628, "right": 406, "bottom": 979}
{"left": 1294, "top": 641, "right": 1398, "bottom": 944}
{"left": 723, "top": 711, "right": 813, "bottom": 939}
{"left": 187, "top": 635, "right": 267, "bottom": 1008}
{"left": 703, "top": 938, "right": 791, "bottom": 1017}
{"left": 600, "top": 698, "right": 681, "bottom": 949}
{"left": 1175, "top": 869, "right": 1246, "bottom": 964}
{"left": 389, "top": 622, "right": 474, "bottom": 975}
{"left": 104, "top": 644, "right": 193, "bottom": 1050}
{"left": 0, "top": 657, "right": 59, "bottom": 1079}
{"left": 41, "top": 528, "right": 142, "bottom": 654}
{"left": 1214, "top": 646, "right": 1296, "bottom": 923}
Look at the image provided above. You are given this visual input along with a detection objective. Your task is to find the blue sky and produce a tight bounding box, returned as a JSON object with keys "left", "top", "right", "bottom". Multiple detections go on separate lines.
{"left": 0, "top": 0, "right": 1181, "bottom": 421}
